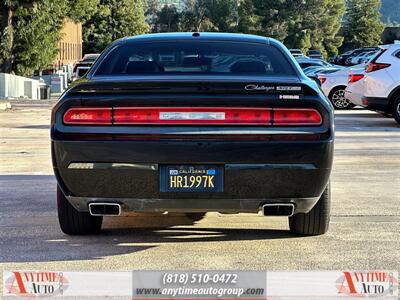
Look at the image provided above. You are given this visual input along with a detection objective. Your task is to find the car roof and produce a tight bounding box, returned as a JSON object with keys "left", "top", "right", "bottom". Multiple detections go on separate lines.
{"left": 120, "top": 32, "right": 270, "bottom": 44}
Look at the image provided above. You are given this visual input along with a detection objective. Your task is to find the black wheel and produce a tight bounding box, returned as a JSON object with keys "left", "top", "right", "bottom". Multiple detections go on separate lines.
{"left": 393, "top": 96, "right": 400, "bottom": 125}
{"left": 57, "top": 186, "right": 103, "bottom": 235}
{"left": 289, "top": 182, "right": 331, "bottom": 235}
{"left": 185, "top": 212, "right": 206, "bottom": 221}
{"left": 329, "top": 87, "right": 353, "bottom": 110}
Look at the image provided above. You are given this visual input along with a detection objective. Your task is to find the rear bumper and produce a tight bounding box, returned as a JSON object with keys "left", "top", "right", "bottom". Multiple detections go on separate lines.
{"left": 362, "top": 96, "right": 390, "bottom": 112}
{"left": 67, "top": 195, "right": 320, "bottom": 214}
{"left": 345, "top": 89, "right": 363, "bottom": 106}
{"left": 52, "top": 138, "right": 333, "bottom": 214}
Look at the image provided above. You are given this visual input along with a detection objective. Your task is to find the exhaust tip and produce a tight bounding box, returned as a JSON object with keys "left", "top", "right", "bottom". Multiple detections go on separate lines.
{"left": 262, "top": 203, "right": 294, "bottom": 217}
{"left": 89, "top": 203, "right": 121, "bottom": 216}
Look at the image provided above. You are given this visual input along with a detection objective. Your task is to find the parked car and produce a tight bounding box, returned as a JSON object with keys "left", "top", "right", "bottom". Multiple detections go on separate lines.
{"left": 81, "top": 53, "right": 100, "bottom": 63}
{"left": 296, "top": 58, "right": 332, "bottom": 69}
{"left": 346, "top": 50, "right": 378, "bottom": 66}
{"left": 335, "top": 48, "right": 378, "bottom": 66}
{"left": 75, "top": 66, "right": 91, "bottom": 80}
{"left": 318, "top": 66, "right": 365, "bottom": 109}
{"left": 307, "top": 50, "right": 323, "bottom": 60}
{"left": 344, "top": 70, "right": 366, "bottom": 107}
{"left": 72, "top": 54, "right": 100, "bottom": 81}
{"left": 345, "top": 44, "right": 400, "bottom": 124}
{"left": 303, "top": 66, "right": 342, "bottom": 77}
{"left": 51, "top": 32, "right": 334, "bottom": 236}
{"left": 289, "top": 49, "right": 307, "bottom": 58}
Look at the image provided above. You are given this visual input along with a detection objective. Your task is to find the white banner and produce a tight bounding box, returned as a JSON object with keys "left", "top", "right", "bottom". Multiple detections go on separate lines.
{"left": 2, "top": 270, "right": 398, "bottom": 299}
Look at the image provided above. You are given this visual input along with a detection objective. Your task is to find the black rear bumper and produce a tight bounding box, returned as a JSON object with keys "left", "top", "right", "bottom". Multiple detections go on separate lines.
{"left": 52, "top": 138, "right": 333, "bottom": 214}
{"left": 362, "top": 96, "right": 390, "bottom": 112}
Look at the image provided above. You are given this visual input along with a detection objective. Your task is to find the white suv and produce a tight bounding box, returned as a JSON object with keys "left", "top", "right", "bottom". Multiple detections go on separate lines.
{"left": 346, "top": 44, "right": 400, "bottom": 124}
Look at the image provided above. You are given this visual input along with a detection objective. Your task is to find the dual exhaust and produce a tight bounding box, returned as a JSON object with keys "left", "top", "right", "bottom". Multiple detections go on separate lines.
{"left": 262, "top": 203, "right": 295, "bottom": 217}
{"left": 88, "top": 203, "right": 294, "bottom": 217}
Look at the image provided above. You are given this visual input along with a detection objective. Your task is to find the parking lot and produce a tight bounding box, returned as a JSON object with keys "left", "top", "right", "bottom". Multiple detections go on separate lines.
{"left": 0, "top": 104, "right": 399, "bottom": 284}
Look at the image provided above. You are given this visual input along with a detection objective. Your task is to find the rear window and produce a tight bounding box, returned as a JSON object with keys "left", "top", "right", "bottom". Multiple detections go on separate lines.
{"left": 93, "top": 41, "right": 296, "bottom": 76}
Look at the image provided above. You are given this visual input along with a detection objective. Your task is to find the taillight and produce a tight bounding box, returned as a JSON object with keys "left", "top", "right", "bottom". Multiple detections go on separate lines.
{"left": 274, "top": 109, "right": 322, "bottom": 126}
{"left": 63, "top": 107, "right": 322, "bottom": 126}
{"left": 365, "top": 62, "right": 391, "bottom": 73}
{"left": 318, "top": 76, "right": 327, "bottom": 84}
{"left": 348, "top": 74, "right": 364, "bottom": 83}
{"left": 63, "top": 108, "right": 112, "bottom": 124}
{"left": 114, "top": 107, "right": 271, "bottom": 125}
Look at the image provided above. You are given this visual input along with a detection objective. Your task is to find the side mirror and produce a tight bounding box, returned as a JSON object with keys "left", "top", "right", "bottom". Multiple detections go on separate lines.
{"left": 308, "top": 75, "right": 321, "bottom": 86}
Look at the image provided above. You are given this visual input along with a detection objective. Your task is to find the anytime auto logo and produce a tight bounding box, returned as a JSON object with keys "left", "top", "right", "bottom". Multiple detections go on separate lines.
{"left": 4, "top": 271, "right": 69, "bottom": 297}
{"left": 336, "top": 271, "right": 398, "bottom": 297}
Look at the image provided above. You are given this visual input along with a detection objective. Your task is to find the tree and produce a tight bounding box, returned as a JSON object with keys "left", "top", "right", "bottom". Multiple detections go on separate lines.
{"left": 237, "top": 0, "right": 260, "bottom": 34}
{"left": 0, "top": 0, "right": 99, "bottom": 75}
{"left": 145, "top": 0, "right": 159, "bottom": 32}
{"left": 0, "top": 0, "right": 36, "bottom": 73}
{"left": 154, "top": 4, "right": 180, "bottom": 32}
{"left": 343, "top": 0, "right": 384, "bottom": 49}
{"left": 180, "top": 0, "right": 210, "bottom": 32}
{"left": 83, "top": 0, "right": 149, "bottom": 54}
{"left": 205, "top": 0, "right": 237, "bottom": 32}
{"left": 237, "top": 0, "right": 345, "bottom": 57}
{"left": 284, "top": 0, "right": 345, "bottom": 56}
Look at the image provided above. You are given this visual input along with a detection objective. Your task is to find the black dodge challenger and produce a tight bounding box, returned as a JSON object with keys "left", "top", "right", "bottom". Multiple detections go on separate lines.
{"left": 51, "top": 33, "right": 334, "bottom": 236}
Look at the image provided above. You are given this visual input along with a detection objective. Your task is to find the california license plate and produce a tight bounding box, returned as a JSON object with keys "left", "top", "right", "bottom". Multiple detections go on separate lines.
{"left": 160, "top": 165, "right": 223, "bottom": 192}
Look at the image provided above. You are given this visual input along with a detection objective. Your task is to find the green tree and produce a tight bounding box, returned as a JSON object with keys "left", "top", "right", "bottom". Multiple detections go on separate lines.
{"left": 154, "top": 4, "right": 180, "bottom": 32}
{"left": 237, "top": 0, "right": 260, "bottom": 34}
{"left": 205, "top": 0, "right": 237, "bottom": 32}
{"left": 0, "top": 0, "right": 99, "bottom": 75}
{"left": 83, "top": 0, "right": 149, "bottom": 53}
{"left": 180, "top": 0, "right": 210, "bottom": 31}
{"left": 343, "top": 0, "right": 384, "bottom": 48}
{"left": 238, "top": 0, "right": 345, "bottom": 57}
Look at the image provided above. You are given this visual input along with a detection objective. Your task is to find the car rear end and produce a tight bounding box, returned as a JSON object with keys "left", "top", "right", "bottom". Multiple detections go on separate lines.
{"left": 345, "top": 67, "right": 367, "bottom": 106}
{"left": 51, "top": 34, "right": 334, "bottom": 235}
{"left": 362, "top": 45, "right": 400, "bottom": 113}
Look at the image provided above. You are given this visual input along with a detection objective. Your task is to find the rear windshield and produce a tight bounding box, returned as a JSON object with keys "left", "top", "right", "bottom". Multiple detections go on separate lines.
{"left": 93, "top": 41, "right": 296, "bottom": 76}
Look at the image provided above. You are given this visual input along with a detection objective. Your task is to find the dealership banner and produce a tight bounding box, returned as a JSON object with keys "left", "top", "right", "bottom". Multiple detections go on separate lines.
{"left": 3, "top": 271, "right": 398, "bottom": 299}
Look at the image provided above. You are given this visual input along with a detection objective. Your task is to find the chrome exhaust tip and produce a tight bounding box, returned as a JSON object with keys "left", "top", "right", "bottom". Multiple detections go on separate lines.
{"left": 88, "top": 203, "right": 121, "bottom": 216}
{"left": 262, "top": 203, "right": 295, "bottom": 217}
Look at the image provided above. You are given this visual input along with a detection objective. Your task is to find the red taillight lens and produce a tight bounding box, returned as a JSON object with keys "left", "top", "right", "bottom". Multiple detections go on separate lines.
{"left": 365, "top": 62, "right": 391, "bottom": 73}
{"left": 114, "top": 107, "right": 272, "bottom": 125}
{"left": 63, "top": 108, "right": 112, "bottom": 124}
{"left": 63, "top": 107, "right": 322, "bottom": 126}
{"left": 274, "top": 109, "right": 322, "bottom": 126}
{"left": 318, "top": 76, "right": 327, "bottom": 84}
{"left": 348, "top": 74, "right": 364, "bottom": 83}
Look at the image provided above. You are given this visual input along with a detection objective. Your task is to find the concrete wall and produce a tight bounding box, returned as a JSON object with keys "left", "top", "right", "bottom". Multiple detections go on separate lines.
{"left": 0, "top": 73, "right": 41, "bottom": 100}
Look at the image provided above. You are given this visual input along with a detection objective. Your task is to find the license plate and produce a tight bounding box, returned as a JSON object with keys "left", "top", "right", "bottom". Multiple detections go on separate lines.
{"left": 160, "top": 165, "right": 223, "bottom": 192}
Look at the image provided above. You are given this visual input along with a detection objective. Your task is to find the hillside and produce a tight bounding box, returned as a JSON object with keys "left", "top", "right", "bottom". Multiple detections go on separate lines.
{"left": 381, "top": 0, "right": 400, "bottom": 24}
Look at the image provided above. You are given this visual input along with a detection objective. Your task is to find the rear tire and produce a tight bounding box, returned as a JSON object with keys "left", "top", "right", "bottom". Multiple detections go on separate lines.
{"left": 393, "top": 96, "right": 400, "bottom": 125}
{"left": 289, "top": 182, "right": 331, "bottom": 235}
{"left": 57, "top": 186, "right": 103, "bottom": 235}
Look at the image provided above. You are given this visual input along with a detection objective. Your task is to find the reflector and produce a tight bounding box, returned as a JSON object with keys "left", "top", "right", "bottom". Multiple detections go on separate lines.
{"left": 63, "top": 108, "right": 112, "bottom": 125}
{"left": 348, "top": 74, "right": 364, "bottom": 83}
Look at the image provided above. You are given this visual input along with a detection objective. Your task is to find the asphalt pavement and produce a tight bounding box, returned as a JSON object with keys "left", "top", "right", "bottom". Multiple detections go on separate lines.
{"left": 0, "top": 106, "right": 399, "bottom": 291}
